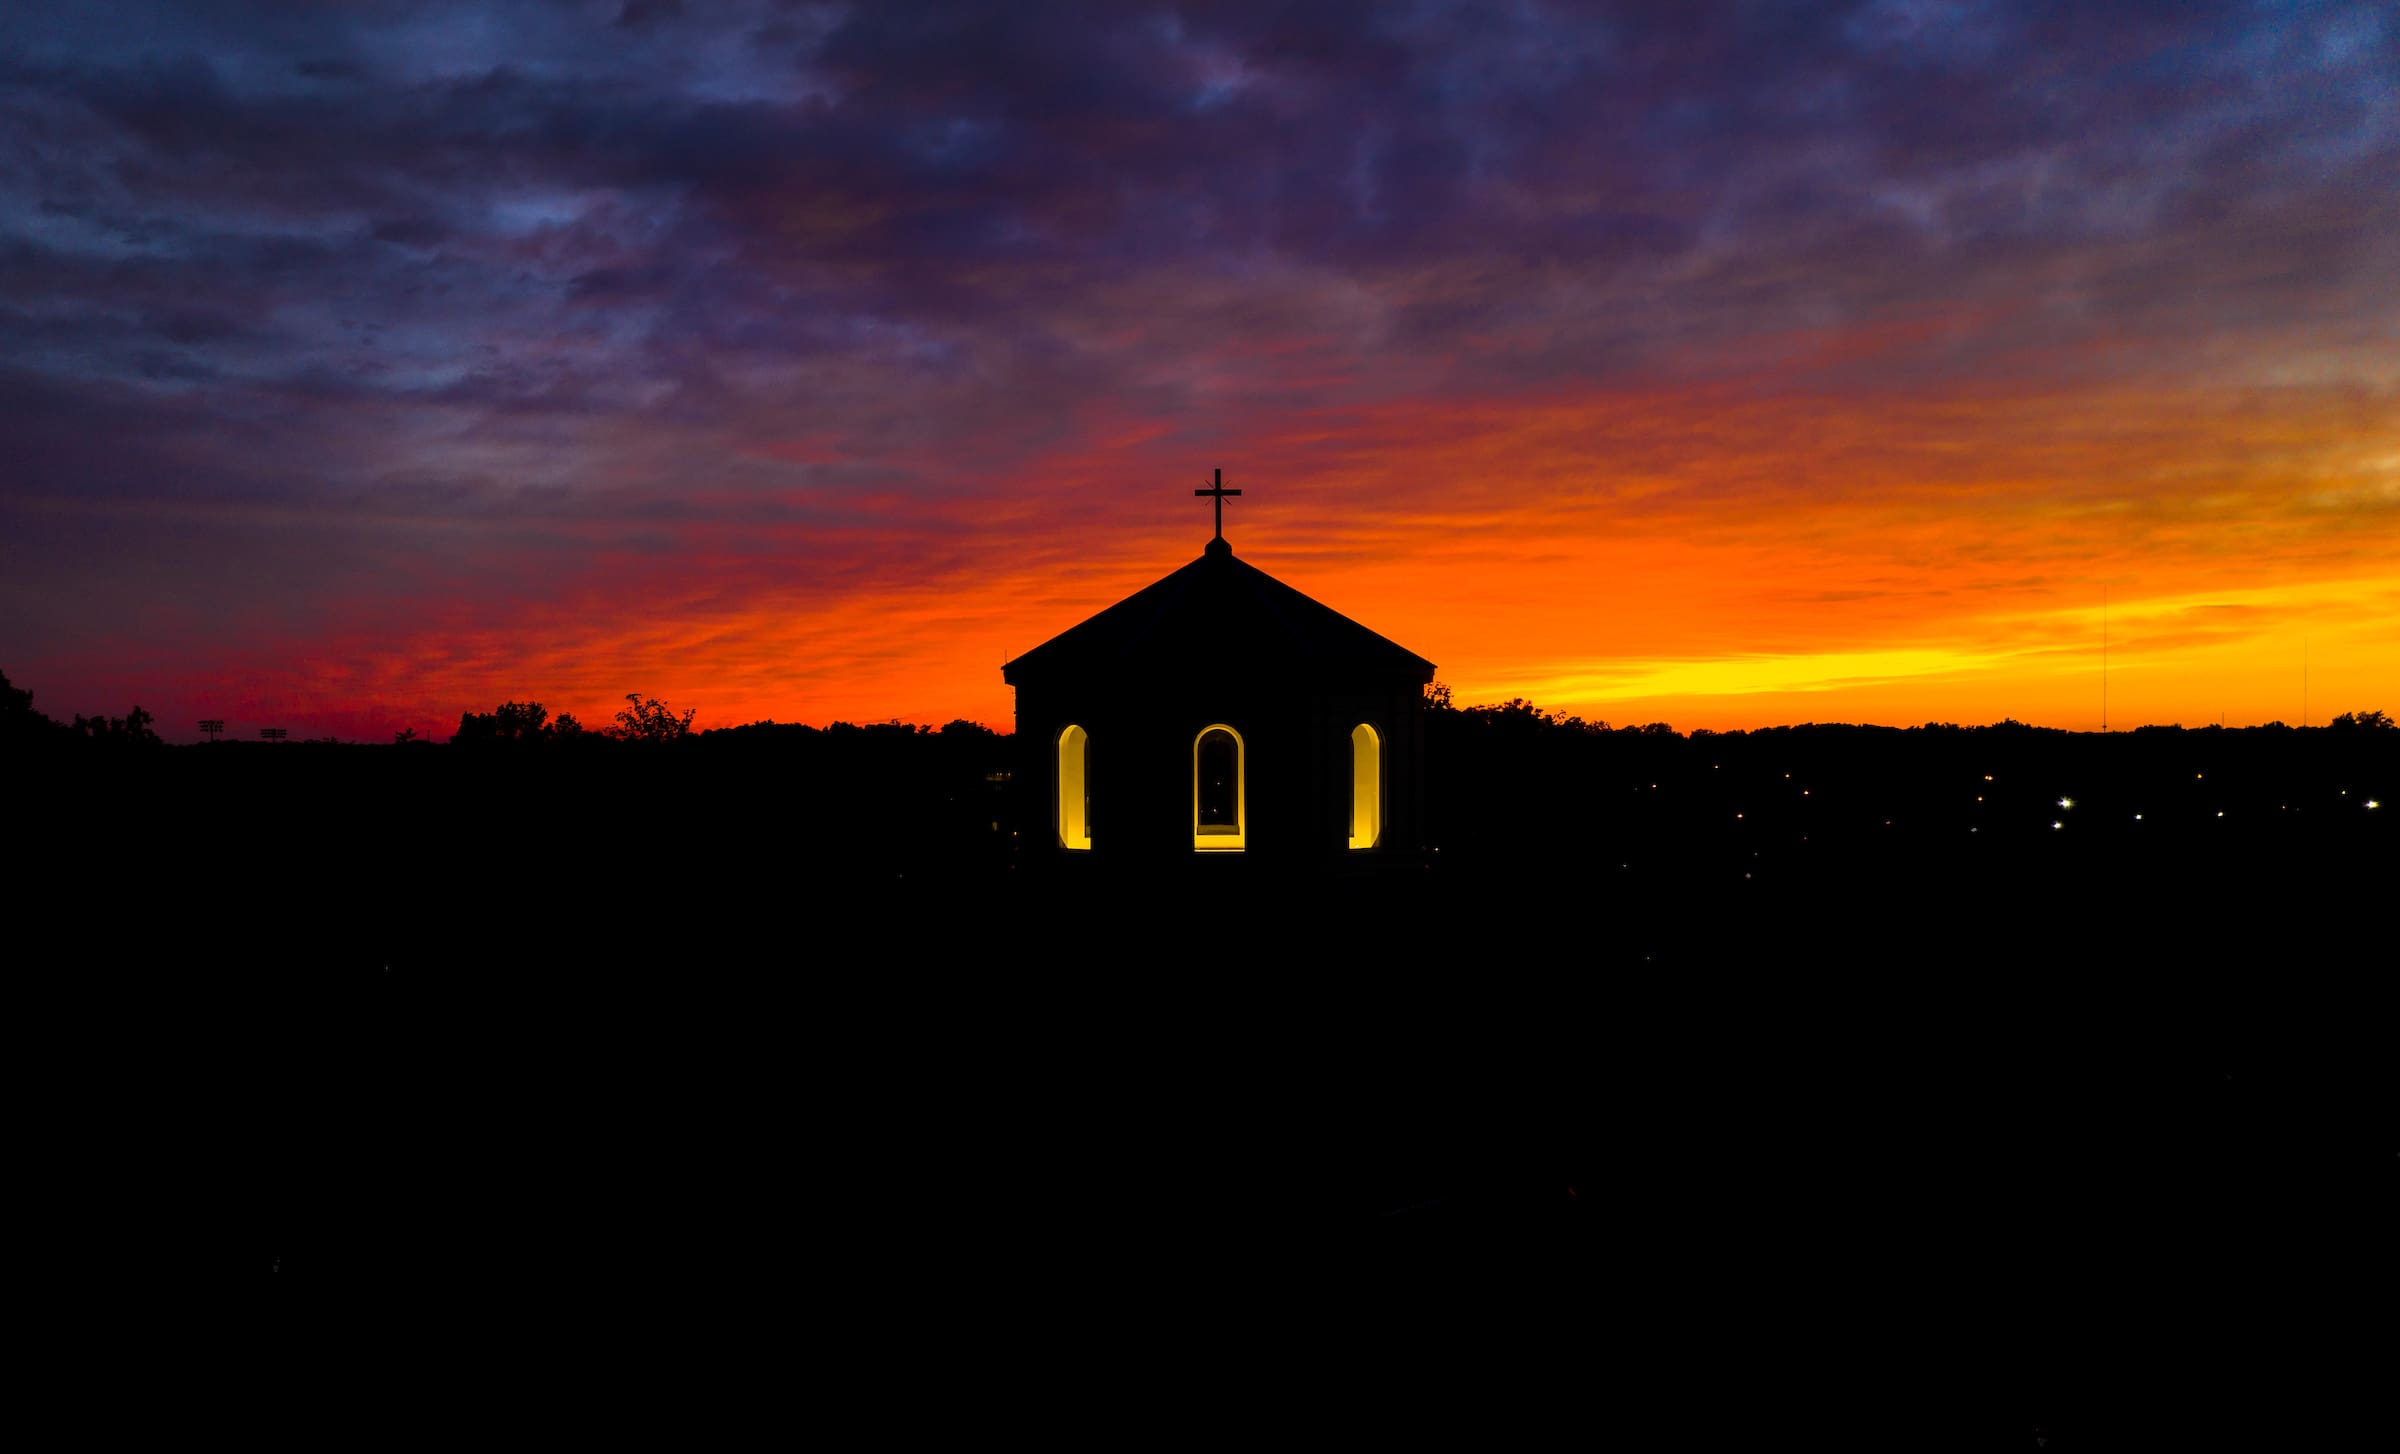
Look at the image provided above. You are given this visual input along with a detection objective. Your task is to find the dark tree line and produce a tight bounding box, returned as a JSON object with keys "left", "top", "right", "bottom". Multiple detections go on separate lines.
{"left": 0, "top": 668, "right": 160, "bottom": 747}
{"left": 448, "top": 693, "right": 700, "bottom": 744}
{"left": 12, "top": 661, "right": 2388, "bottom": 1454}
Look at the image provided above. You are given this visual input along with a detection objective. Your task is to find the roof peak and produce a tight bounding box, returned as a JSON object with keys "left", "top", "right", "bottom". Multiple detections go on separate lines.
{"left": 1002, "top": 538, "right": 1435, "bottom": 686}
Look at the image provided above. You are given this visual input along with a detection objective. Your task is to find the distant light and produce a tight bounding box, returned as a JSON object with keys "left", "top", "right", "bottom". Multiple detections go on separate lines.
{"left": 2216, "top": 811, "right": 2224, "bottom": 818}
{"left": 2135, "top": 814, "right": 2143, "bottom": 821}
{"left": 2058, "top": 797, "right": 2074, "bottom": 809}
{"left": 2370, "top": 800, "right": 2383, "bottom": 810}
{"left": 2052, "top": 821, "right": 2063, "bottom": 830}
{"left": 1984, "top": 775, "right": 1994, "bottom": 781}
{"left": 2196, "top": 773, "right": 2204, "bottom": 779}
{"left": 1803, "top": 789, "right": 1810, "bottom": 795}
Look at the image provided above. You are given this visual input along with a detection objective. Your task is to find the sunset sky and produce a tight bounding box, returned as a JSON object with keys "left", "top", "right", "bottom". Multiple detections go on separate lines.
{"left": 3, "top": 1, "right": 2394, "bottom": 740}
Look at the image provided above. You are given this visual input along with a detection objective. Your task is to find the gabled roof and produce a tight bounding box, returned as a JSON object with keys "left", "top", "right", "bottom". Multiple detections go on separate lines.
{"left": 1004, "top": 538, "right": 1435, "bottom": 686}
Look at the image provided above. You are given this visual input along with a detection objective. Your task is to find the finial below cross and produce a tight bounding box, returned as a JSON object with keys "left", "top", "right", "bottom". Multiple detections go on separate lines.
{"left": 1195, "top": 467, "right": 1241, "bottom": 541}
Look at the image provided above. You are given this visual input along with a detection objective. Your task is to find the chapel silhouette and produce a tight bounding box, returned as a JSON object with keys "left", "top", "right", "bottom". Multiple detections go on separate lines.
{"left": 1005, "top": 471, "right": 1435, "bottom": 866}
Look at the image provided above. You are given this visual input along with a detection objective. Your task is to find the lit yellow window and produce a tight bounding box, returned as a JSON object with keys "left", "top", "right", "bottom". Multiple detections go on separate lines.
{"left": 1193, "top": 724, "right": 1245, "bottom": 850}
{"left": 1058, "top": 724, "right": 1090, "bottom": 850}
{"left": 1350, "top": 722, "right": 1381, "bottom": 850}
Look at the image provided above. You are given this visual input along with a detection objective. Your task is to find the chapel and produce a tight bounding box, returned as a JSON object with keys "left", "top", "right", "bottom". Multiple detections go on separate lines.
{"left": 1004, "top": 471, "right": 1435, "bottom": 866}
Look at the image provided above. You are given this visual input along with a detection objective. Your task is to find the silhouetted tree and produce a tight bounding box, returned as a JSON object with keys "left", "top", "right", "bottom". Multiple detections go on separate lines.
{"left": 1, "top": 668, "right": 63, "bottom": 746}
{"left": 451, "top": 700, "right": 585, "bottom": 744}
{"left": 609, "top": 694, "right": 694, "bottom": 743}
{"left": 2327, "top": 709, "right": 2394, "bottom": 731}
{"left": 1464, "top": 697, "right": 1553, "bottom": 726}
{"left": 70, "top": 704, "right": 161, "bottom": 745}
{"left": 394, "top": 727, "right": 419, "bottom": 744}
{"left": 4, "top": 673, "right": 166, "bottom": 747}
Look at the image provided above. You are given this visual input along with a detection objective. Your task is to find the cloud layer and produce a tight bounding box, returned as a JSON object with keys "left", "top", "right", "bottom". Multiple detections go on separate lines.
{"left": 4, "top": 1, "right": 2395, "bottom": 736}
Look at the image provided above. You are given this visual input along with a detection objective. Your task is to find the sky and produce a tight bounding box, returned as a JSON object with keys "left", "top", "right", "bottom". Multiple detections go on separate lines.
{"left": 3, "top": 0, "right": 2395, "bottom": 741}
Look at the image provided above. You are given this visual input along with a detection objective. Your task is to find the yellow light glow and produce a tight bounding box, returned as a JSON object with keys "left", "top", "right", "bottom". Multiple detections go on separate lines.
{"left": 1490, "top": 647, "right": 2006, "bottom": 707}
{"left": 2059, "top": 797, "right": 2074, "bottom": 809}
{"left": 1193, "top": 723, "right": 1246, "bottom": 851}
{"left": 2368, "top": 800, "right": 2381, "bottom": 809}
{"left": 1349, "top": 722, "right": 1383, "bottom": 850}
{"left": 1058, "top": 724, "right": 1091, "bottom": 851}
{"left": 1430, "top": 568, "right": 2399, "bottom": 733}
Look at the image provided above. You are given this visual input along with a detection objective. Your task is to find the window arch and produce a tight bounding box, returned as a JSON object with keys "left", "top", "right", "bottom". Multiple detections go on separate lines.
{"left": 1057, "top": 724, "right": 1091, "bottom": 851}
{"left": 1193, "top": 725, "right": 1245, "bottom": 851}
{"left": 1349, "top": 722, "right": 1382, "bottom": 850}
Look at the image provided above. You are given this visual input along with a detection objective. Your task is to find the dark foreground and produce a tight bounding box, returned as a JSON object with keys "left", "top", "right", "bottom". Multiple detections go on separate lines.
{"left": 23, "top": 722, "right": 2393, "bottom": 1444}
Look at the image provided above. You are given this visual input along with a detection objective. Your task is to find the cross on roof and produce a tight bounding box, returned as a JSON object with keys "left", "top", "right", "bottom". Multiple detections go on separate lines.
{"left": 1195, "top": 467, "right": 1241, "bottom": 541}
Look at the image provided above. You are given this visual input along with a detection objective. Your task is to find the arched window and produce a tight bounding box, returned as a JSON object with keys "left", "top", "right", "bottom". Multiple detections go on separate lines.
{"left": 1193, "top": 725, "right": 1245, "bottom": 851}
{"left": 1057, "top": 724, "right": 1091, "bottom": 851}
{"left": 1350, "top": 722, "right": 1382, "bottom": 850}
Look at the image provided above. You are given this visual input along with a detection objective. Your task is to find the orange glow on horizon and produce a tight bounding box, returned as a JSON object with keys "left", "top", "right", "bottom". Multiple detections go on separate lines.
{"left": 61, "top": 369, "right": 2396, "bottom": 743}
